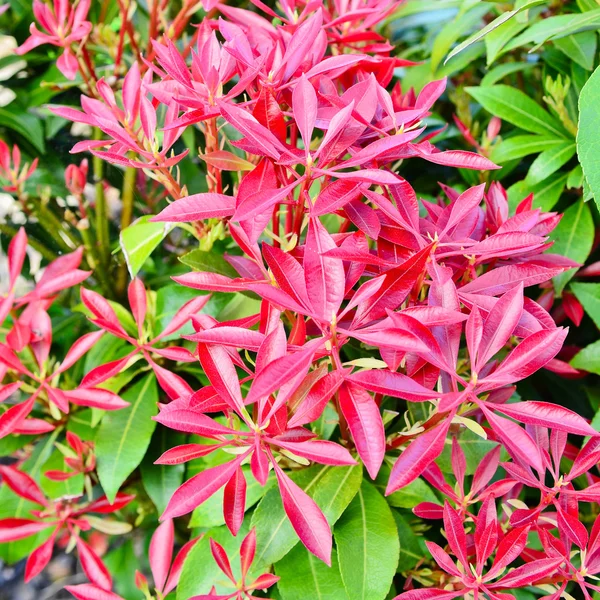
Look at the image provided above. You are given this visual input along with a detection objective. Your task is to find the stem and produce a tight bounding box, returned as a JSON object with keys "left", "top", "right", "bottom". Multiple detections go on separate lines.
{"left": 93, "top": 128, "right": 110, "bottom": 271}
{"left": 0, "top": 224, "right": 56, "bottom": 261}
{"left": 116, "top": 165, "right": 137, "bottom": 296}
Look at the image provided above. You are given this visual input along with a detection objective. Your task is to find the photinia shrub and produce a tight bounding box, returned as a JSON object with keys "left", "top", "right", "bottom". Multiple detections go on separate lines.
{"left": 1, "top": 0, "right": 600, "bottom": 599}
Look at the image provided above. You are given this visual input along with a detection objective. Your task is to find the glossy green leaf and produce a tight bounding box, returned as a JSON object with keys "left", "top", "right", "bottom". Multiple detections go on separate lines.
{"left": 189, "top": 466, "right": 271, "bottom": 528}
{"left": 466, "top": 85, "right": 570, "bottom": 137}
{"left": 571, "top": 282, "right": 600, "bottom": 328}
{"left": 0, "top": 432, "right": 58, "bottom": 563}
{"left": 549, "top": 199, "right": 594, "bottom": 295}
{"left": 437, "top": 429, "right": 497, "bottom": 475}
{"left": 393, "top": 511, "right": 427, "bottom": 572}
{"left": 179, "top": 248, "right": 239, "bottom": 278}
{"left": 507, "top": 172, "right": 568, "bottom": 212}
{"left": 431, "top": 3, "right": 492, "bottom": 73}
{"left": 572, "top": 340, "right": 600, "bottom": 374}
{"left": 446, "top": 0, "right": 545, "bottom": 64}
{"left": 578, "top": 63, "right": 600, "bottom": 211}
{"left": 120, "top": 215, "right": 171, "bottom": 278}
{"left": 491, "top": 135, "right": 564, "bottom": 164}
{"left": 276, "top": 545, "right": 348, "bottom": 600}
{"left": 0, "top": 106, "right": 45, "bottom": 153}
{"left": 177, "top": 521, "right": 250, "bottom": 599}
{"left": 525, "top": 141, "right": 576, "bottom": 184}
{"left": 40, "top": 449, "right": 84, "bottom": 500}
{"left": 555, "top": 31, "right": 597, "bottom": 70}
{"left": 251, "top": 464, "right": 362, "bottom": 568}
{"left": 334, "top": 480, "right": 399, "bottom": 600}
{"left": 141, "top": 426, "right": 186, "bottom": 514}
{"left": 96, "top": 374, "right": 158, "bottom": 502}
{"left": 480, "top": 62, "right": 534, "bottom": 86}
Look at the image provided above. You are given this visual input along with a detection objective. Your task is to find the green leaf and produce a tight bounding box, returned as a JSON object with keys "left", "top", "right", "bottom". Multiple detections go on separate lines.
{"left": 507, "top": 172, "right": 568, "bottom": 212}
{"left": 96, "top": 374, "right": 158, "bottom": 502}
{"left": 555, "top": 31, "right": 598, "bottom": 71}
{"left": 177, "top": 521, "right": 250, "bottom": 599}
{"left": 334, "top": 480, "right": 399, "bottom": 600}
{"left": 490, "top": 135, "right": 564, "bottom": 163}
{"left": 374, "top": 462, "right": 438, "bottom": 508}
{"left": 0, "top": 431, "right": 58, "bottom": 563}
{"left": 571, "top": 282, "right": 600, "bottom": 328}
{"left": 578, "top": 64, "right": 600, "bottom": 211}
{"left": 549, "top": 199, "right": 594, "bottom": 295}
{"left": 505, "top": 9, "right": 600, "bottom": 51}
{"left": 525, "top": 141, "right": 576, "bottom": 184}
{"left": 0, "top": 106, "right": 45, "bottom": 153}
{"left": 393, "top": 511, "right": 427, "bottom": 572}
{"left": 480, "top": 62, "right": 534, "bottom": 87}
{"left": 572, "top": 340, "right": 600, "bottom": 374}
{"left": 140, "top": 426, "right": 185, "bottom": 514}
{"left": 466, "top": 85, "right": 570, "bottom": 137}
{"left": 120, "top": 215, "right": 171, "bottom": 278}
{"left": 251, "top": 464, "right": 362, "bottom": 568}
{"left": 276, "top": 545, "right": 348, "bottom": 600}
{"left": 567, "top": 164, "right": 585, "bottom": 189}
{"left": 431, "top": 3, "right": 492, "bottom": 73}
{"left": 189, "top": 466, "right": 271, "bottom": 528}
{"left": 437, "top": 429, "right": 497, "bottom": 475}
{"left": 154, "top": 284, "right": 231, "bottom": 341}
{"left": 40, "top": 449, "right": 84, "bottom": 500}
{"left": 484, "top": 11, "right": 532, "bottom": 67}
{"left": 179, "top": 248, "right": 239, "bottom": 278}
{"left": 446, "top": 0, "right": 546, "bottom": 64}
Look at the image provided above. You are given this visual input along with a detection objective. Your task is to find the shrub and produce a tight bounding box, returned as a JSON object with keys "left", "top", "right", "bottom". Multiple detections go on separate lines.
{"left": 1, "top": 1, "right": 600, "bottom": 599}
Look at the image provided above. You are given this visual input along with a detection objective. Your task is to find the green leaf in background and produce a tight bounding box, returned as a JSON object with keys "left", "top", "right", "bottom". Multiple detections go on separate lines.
{"left": 189, "top": 466, "right": 271, "bottom": 528}
{"left": 572, "top": 340, "right": 600, "bottom": 374}
{"left": 505, "top": 9, "right": 600, "bottom": 52}
{"left": 120, "top": 215, "right": 171, "bottom": 278}
{"left": 480, "top": 62, "right": 534, "bottom": 87}
{"left": 334, "top": 480, "right": 399, "bottom": 600}
{"left": 251, "top": 464, "right": 362, "bottom": 568}
{"left": 0, "top": 106, "right": 45, "bottom": 153}
{"left": 525, "top": 141, "right": 576, "bottom": 184}
{"left": 507, "top": 172, "right": 568, "bottom": 212}
{"left": 554, "top": 31, "right": 598, "bottom": 71}
{"left": 384, "top": 477, "right": 438, "bottom": 509}
{"left": 276, "top": 545, "right": 348, "bottom": 600}
{"left": 430, "top": 3, "right": 492, "bottom": 73}
{"left": 437, "top": 429, "right": 497, "bottom": 475}
{"left": 40, "top": 448, "right": 84, "bottom": 500}
{"left": 466, "top": 85, "right": 570, "bottom": 137}
{"left": 577, "top": 63, "right": 600, "bottom": 211}
{"left": 446, "top": 0, "right": 546, "bottom": 65}
{"left": 177, "top": 521, "right": 249, "bottom": 599}
{"left": 179, "top": 247, "right": 239, "bottom": 278}
{"left": 0, "top": 431, "right": 58, "bottom": 564}
{"left": 571, "top": 282, "right": 600, "bottom": 329}
{"left": 393, "top": 511, "right": 427, "bottom": 572}
{"left": 96, "top": 373, "right": 158, "bottom": 502}
{"left": 549, "top": 199, "right": 594, "bottom": 295}
{"left": 141, "top": 426, "right": 185, "bottom": 514}
{"left": 490, "top": 135, "right": 564, "bottom": 164}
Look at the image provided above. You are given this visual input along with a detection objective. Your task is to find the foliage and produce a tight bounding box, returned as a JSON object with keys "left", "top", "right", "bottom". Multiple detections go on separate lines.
{"left": 1, "top": 0, "right": 600, "bottom": 599}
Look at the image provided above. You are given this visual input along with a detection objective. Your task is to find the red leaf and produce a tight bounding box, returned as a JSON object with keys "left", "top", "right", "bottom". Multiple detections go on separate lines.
{"left": 65, "top": 584, "right": 125, "bottom": 600}
{"left": 149, "top": 519, "right": 174, "bottom": 592}
{"left": 0, "top": 465, "right": 47, "bottom": 505}
{"left": 223, "top": 467, "right": 246, "bottom": 536}
{"left": 25, "top": 531, "right": 56, "bottom": 582}
{"left": 77, "top": 537, "right": 112, "bottom": 591}
{"left": 152, "top": 193, "right": 236, "bottom": 222}
{"left": 338, "top": 381, "right": 385, "bottom": 479}
{"left": 162, "top": 454, "right": 248, "bottom": 520}
{"left": 386, "top": 420, "right": 450, "bottom": 495}
{"left": 274, "top": 464, "right": 332, "bottom": 565}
